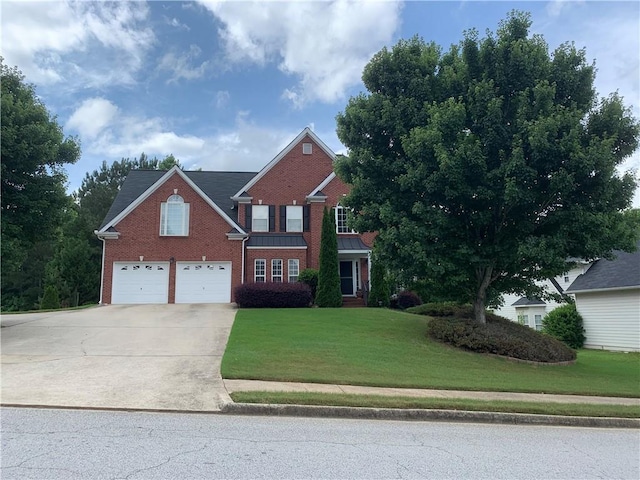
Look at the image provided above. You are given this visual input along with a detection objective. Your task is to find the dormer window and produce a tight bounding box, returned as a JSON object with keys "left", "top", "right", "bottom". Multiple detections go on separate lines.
{"left": 160, "top": 194, "right": 189, "bottom": 236}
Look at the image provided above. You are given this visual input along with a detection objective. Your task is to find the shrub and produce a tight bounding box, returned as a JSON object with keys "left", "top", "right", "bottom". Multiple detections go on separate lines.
{"left": 235, "top": 282, "right": 312, "bottom": 308}
{"left": 542, "top": 304, "right": 586, "bottom": 349}
{"left": 426, "top": 311, "right": 576, "bottom": 363}
{"left": 316, "top": 207, "right": 342, "bottom": 307}
{"left": 40, "top": 285, "right": 60, "bottom": 310}
{"left": 407, "top": 302, "right": 473, "bottom": 317}
{"left": 298, "top": 269, "right": 319, "bottom": 300}
{"left": 368, "top": 259, "right": 390, "bottom": 307}
{"left": 395, "top": 290, "right": 422, "bottom": 310}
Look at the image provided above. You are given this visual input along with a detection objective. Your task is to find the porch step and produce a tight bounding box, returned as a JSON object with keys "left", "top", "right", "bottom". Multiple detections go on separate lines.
{"left": 342, "top": 297, "right": 366, "bottom": 308}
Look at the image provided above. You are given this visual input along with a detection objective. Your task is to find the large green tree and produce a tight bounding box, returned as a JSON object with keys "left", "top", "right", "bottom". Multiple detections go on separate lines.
{"left": 1, "top": 60, "right": 81, "bottom": 310}
{"left": 335, "top": 11, "right": 639, "bottom": 324}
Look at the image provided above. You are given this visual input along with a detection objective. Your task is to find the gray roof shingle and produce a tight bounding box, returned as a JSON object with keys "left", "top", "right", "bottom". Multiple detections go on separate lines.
{"left": 337, "top": 237, "right": 371, "bottom": 251}
{"left": 512, "top": 297, "right": 546, "bottom": 306}
{"left": 566, "top": 240, "right": 640, "bottom": 292}
{"left": 99, "top": 170, "right": 257, "bottom": 229}
{"left": 247, "top": 234, "right": 307, "bottom": 248}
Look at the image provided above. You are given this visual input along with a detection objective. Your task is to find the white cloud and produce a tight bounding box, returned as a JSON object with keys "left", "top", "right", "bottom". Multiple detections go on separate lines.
{"left": 65, "top": 98, "right": 119, "bottom": 140}
{"left": 197, "top": 0, "right": 402, "bottom": 107}
{"left": 157, "top": 45, "right": 210, "bottom": 83}
{"left": 1, "top": 1, "right": 154, "bottom": 90}
{"left": 215, "top": 90, "right": 231, "bottom": 109}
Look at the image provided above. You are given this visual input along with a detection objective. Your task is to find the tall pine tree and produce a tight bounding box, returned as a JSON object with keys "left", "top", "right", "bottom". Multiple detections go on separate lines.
{"left": 315, "top": 207, "right": 342, "bottom": 307}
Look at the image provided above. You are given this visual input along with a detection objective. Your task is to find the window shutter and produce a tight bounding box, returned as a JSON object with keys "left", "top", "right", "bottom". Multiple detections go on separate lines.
{"left": 303, "top": 205, "right": 310, "bottom": 232}
{"left": 245, "top": 204, "right": 252, "bottom": 231}
{"left": 269, "top": 205, "right": 276, "bottom": 232}
{"left": 279, "top": 206, "right": 286, "bottom": 232}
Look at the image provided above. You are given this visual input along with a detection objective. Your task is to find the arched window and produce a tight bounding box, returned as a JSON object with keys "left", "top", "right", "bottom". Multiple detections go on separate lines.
{"left": 160, "top": 194, "right": 190, "bottom": 236}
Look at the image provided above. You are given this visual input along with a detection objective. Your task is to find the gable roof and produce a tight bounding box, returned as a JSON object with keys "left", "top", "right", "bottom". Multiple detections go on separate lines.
{"left": 566, "top": 240, "right": 640, "bottom": 293}
{"left": 308, "top": 172, "right": 336, "bottom": 197}
{"left": 98, "top": 168, "right": 256, "bottom": 231}
{"left": 512, "top": 297, "right": 546, "bottom": 306}
{"left": 231, "top": 127, "right": 336, "bottom": 199}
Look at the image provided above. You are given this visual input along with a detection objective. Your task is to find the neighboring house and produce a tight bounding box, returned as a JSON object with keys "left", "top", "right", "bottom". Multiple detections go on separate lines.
{"left": 565, "top": 241, "right": 640, "bottom": 352}
{"left": 95, "top": 128, "right": 375, "bottom": 304}
{"left": 492, "top": 261, "right": 592, "bottom": 330}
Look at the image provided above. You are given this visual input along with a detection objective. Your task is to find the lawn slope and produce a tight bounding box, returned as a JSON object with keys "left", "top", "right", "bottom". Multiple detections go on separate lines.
{"left": 221, "top": 309, "right": 639, "bottom": 397}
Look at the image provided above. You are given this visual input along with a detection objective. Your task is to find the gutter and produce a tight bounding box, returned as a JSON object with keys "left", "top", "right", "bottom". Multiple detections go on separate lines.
{"left": 567, "top": 285, "right": 640, "bottom": 294}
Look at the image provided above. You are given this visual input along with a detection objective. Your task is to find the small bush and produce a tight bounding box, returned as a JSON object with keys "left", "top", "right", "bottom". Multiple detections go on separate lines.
{"left": 235, "top": 282, "right": 312, "bottom": 308}
{"left": 426, "top": 311, "right": 576, "bottom": 363}
{"left": 297, "top": 269, "right": 319, "bottom": 300}
{"left": 407, "top": 302, "right": 473, "bottom": 317}
{"left": 40, "top": 285, "right": 60, "bottom": 310}
{"left": 395, "top": 290, "right": 423, "bottom": 310}
{"left": 368, "top": 260, "right": 390, "bottom": 307}
{"left": 543, "top": 304, "right": 586, "bottom": 349}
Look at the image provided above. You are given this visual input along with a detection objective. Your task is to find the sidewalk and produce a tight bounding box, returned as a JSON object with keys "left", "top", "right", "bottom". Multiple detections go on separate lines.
{"left": 224, "top": 379, "right": 640, "bottom": 406}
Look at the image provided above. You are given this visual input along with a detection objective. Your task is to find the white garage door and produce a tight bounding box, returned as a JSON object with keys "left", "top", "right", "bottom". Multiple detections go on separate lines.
{"left": 175, "top": 262, "right": 232, "bottom": 303}
{"left": 111, "top": 262, "right": 169, "bottom": 304}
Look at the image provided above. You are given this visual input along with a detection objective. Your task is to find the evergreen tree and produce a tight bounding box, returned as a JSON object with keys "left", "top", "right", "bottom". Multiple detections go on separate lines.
{"left": 368, "top": 255, "right": 390, "bottom": 307}
{"left": 315, "top": 207, "right": 342, "bottom": 307}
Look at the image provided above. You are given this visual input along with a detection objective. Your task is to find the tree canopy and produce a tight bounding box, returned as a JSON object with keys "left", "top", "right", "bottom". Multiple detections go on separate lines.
{"left": 1, "top": 59, "right": 81, "bottom": 310}
{"left": 335, "top": 11, "right": 639, "bottom": 323}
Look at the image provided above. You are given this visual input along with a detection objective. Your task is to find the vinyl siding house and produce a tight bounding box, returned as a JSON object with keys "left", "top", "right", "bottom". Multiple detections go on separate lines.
{"left": 565, "top": 241, "right": 640, "bottom": 352}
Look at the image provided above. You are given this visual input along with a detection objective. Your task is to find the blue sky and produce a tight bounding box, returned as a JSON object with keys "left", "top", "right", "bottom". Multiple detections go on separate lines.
{"left": 2, "top": 1, "right": 639, "bottom": 205}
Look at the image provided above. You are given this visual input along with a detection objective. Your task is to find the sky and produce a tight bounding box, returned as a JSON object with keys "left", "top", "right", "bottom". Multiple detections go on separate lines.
{"left": 1, "top": 0, "right": 639, "bottom": 205}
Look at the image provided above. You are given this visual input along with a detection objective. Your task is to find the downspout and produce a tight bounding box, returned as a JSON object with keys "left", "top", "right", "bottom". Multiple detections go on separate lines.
{"left": 95, "top": 232, "right": 106, "bottom": 304}
{"left": 241, "top": 236, "right": 249, "bottom": 284}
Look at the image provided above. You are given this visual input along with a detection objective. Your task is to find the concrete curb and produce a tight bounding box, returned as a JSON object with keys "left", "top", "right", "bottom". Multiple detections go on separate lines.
{"left": 221, "top": 402, "right": 640, "bottom": 429}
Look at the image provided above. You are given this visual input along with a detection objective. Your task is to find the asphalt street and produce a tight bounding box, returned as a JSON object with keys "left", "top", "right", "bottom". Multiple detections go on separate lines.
{"left": 2, "top": 408, "right": 638, "bottom": 479}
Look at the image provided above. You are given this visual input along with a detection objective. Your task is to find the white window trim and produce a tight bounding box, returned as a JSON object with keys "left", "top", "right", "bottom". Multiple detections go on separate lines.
{"left": 335, "top": 204, "right": 354, "bottom": 234}
{"left": 272, "top": 259, "right": 283, "bottom": 283}
{"left": 302, "top": 143, "right": 312, "bottom": 154}
{"left": 286, "top": 205, "right": 303, "bottom": 232}
{"left": 288, "top": 259, "right": 300, "bottom": 283}
{"left": 160, "top": 195, "right": 190, "bottom": 236}
{"left": 254, "top": 259, "right": 266, "bottom": 282}
{"left": 252, "top": 205, "right": 269, "bottom": 232}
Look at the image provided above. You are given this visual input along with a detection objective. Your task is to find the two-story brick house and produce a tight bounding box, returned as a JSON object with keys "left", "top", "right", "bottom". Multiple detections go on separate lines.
{"left": 96, "top": 128, "right": 374, "bottom": 304}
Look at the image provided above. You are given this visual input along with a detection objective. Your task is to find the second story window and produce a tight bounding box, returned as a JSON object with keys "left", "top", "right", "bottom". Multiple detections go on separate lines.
{"left": 252, "top": 205, "right": 269, "bottom": 232}
{"left": 286, "top": 206, "right": 303, "bottom": 232}
{"left": 160, "top": 194, "right": 189, "bottom": 236}
{"left": 335, "top": 204, "right": 352, "bottom": 234}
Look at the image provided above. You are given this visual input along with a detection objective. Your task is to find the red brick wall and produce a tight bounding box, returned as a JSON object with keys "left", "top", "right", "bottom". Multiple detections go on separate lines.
{"left": 102, "top": 173, "right": 243, "bottom": 303}
{"left": 245, "top": 249, "right": 308, "bottom": 283}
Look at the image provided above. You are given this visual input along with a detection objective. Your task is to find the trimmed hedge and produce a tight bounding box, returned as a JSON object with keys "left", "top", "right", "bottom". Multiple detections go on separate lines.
{"left": 406, "top": 302, "right": 472, "bottom": 317}
{"left": 395, "top": 290, "right": 423, "bottom": 310}
{"left": 426, "top": 312, "right": 576, "bottom": 362}
{"left": 543, "top": 304, "right": 586, "bottom": 349}
{"left": 410, "top": 303, "right": 576, "bottom": 363}
{"left": 235, "top": 282, "right": 312, "bottom": 308}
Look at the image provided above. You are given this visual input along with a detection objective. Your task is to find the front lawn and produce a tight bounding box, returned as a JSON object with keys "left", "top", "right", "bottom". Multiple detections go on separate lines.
{"left": 221, "top": 309, "right": 640, "bottom": 397}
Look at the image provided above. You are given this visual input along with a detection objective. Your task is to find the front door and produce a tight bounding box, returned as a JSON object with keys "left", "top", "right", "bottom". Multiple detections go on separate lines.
{"left": 339, "top": 261, "right": 354, "bottom": 295}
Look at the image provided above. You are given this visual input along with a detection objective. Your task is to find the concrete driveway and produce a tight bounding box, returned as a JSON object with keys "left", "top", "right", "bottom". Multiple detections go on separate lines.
{"left": 1, "top": 304, "right": 236, "bottom": 411}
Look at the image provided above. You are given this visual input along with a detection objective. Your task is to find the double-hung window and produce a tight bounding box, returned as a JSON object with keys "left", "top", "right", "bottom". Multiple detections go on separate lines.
{"left": 534, "top": 315, "right": 543, "bottom": 331}
{"left": 255, "top": 259, "right": 266, "bottom": 282}
{"left": 517, "top": 314, "right": 530, "bottom": 327}
{"left": 252, "top": 205, "right": 269, "bottom": 232}
{"left": 160, "top": 194, "right": 189, "bottom": 236}
{"left": 335, "top": 204, "right": 352, "bottom": 234}
{"left": 288, "top": 259, "right": 299, "bottom": 283}
{"left": 272, "top": 259, "right": 283, "bottom": 282}
{"left": 286, "top": 206, "right": 303, "bottom": 232}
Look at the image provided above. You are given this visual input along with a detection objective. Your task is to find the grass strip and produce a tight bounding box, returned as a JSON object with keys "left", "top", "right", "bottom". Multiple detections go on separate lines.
{"left": 230, "top": 391, "right": 640, "bottom": 418}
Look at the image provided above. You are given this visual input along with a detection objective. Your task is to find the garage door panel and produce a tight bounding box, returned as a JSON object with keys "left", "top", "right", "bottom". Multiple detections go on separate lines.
{"left": 112, "top": 263, "right": 169, "bottom": 304}
{"left": 175, "top": 262, "right": 231, "bottom": 303}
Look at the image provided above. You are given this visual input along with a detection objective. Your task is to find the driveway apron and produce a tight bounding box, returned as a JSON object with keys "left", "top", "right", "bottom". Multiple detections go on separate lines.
{"left": 0, "top": 304, "right": 236, "bottom": 411}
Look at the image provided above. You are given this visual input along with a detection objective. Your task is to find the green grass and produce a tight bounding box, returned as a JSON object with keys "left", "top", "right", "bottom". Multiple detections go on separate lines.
{"left": 231, "top": 391, "right": 640, "bottom": 418}
{"left": 221, "top": 308, "right": 640, "bottom": 397}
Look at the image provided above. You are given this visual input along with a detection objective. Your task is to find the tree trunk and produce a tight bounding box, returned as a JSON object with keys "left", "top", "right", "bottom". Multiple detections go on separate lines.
{"left": 473, "top": 265, "right": 494, "bottom": 324}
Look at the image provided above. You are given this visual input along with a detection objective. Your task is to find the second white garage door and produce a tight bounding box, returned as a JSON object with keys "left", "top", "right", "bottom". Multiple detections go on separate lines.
{"left": 175, "top": 262, "right": 232, "bottom": 303}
